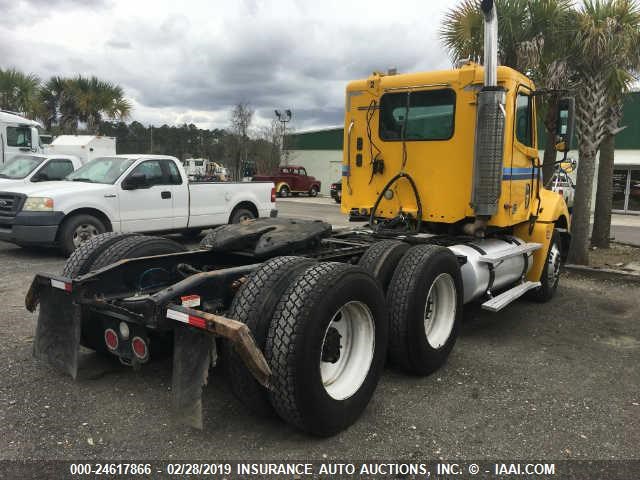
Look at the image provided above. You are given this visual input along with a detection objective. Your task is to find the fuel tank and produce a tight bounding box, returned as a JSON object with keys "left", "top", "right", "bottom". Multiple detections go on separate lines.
{"left": 448, "top": 237, "right": 533, "bottom": 304}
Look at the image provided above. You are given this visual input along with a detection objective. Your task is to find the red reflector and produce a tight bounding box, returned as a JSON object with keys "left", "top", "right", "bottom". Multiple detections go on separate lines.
{"left": 271, "top": 187, "right": 276, "bottom": 203}
{"left": 188, "top": 315, "right": 207, "bottom": 330}
{"left": 558, "top": 189, "right": 563, "bottom": 196}
{"left": 104, "top": 329, "right": 118, "bottom": 350}
{"left": 131, "top": 336, "right": 148, "bottom": 360}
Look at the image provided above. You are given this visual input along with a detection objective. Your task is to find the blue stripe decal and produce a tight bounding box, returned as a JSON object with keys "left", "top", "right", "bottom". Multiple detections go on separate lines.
{"left": 502, "top": 167, "right": 539, "bottom": 180}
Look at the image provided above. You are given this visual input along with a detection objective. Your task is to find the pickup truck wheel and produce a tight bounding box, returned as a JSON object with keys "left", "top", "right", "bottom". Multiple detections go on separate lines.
{"left": 225, "top": 256, "right": 316, "bottom": 417}
{"left": 526, "top": 231, "right": 561, "bottom": 303}
{"left": 308, "top": 186, "right": 319, "bottom": 197}
{"left": 59, "top": 214, "right": 107, "bottom": 256}
{"left": 230, "top": 208, "right": 255, "bottom": 224}
{"left": 78, "top": 235, "right": 187, "bottom": 354}
{"left": 387, "top": 245, "right": 463, "bottom": 376}
{"left": 265, "top": 263, "right": 387, "bottom": 436}
{"left": 278, "top": 185, "right": 290, "bottom": 197}
{"left": 358, "top": 240, "right": 409, "bottom": 292}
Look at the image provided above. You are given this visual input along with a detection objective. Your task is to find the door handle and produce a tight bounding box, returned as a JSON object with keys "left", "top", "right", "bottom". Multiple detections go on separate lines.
{"left": 161, "top": 191, "right": 171, "bottom": 199}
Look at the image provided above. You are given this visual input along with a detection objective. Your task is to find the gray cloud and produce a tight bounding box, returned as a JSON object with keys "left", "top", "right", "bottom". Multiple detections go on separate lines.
{"left": 0, "top": 0, "right": 454, "bottom": 130}
{"left": 106, "top": 39, "right": 132, "bottom": 49}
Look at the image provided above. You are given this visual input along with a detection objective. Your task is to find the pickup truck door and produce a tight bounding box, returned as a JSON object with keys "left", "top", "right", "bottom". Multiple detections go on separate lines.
{"left": 167, "top": 159, "right": 189, "bottom": 229}
{"left": 118, "top": 159, "right": 176, "bottom": 232}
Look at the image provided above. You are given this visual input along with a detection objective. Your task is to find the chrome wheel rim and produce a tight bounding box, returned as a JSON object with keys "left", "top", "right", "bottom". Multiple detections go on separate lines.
{"left": 238, "top": 213, "right": 253, "bottom": 224}
{"left": 320, "top": 301, "right": 375, "bottom": 400}
{"left": 72, "top": 224, "right": 99, "bottom": 247}
{"left": 424, "top": 273, "right": 457, "bottom": 349}
{"left": 547, "top": 241, "right": 561, "bottom": 288}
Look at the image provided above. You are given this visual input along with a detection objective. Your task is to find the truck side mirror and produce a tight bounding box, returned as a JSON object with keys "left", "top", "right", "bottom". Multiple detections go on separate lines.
{"left": 122, "top": 172, "right": 149, "bottom": 190}
{"left": 555, "top": 97, "right": 575, "bottom": 153}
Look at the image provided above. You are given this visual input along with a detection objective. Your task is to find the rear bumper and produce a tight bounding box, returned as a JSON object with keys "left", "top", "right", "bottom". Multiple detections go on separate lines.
{"left": 0, "top": 211, "right": 64, "bottom": 245}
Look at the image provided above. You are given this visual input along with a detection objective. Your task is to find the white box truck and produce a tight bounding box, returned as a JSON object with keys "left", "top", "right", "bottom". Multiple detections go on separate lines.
{"left": 45, "top": 135, "right": 116, "bottom": 163}
{"left": 0, "top": 110, "right": 45, "bottom": 164}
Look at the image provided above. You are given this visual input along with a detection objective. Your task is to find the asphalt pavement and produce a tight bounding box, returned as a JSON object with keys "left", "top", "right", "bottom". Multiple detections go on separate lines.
{"left": 0, "top": 199, "right": 638, "bottom": 463}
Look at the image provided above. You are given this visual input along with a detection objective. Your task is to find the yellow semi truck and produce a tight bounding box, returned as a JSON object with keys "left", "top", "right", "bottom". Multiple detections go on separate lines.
{"left": 26, "top": 0, "right": 571, "bottom": 437}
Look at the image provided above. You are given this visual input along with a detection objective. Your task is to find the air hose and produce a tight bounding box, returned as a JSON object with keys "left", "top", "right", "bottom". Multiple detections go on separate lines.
{"left": 368, "top": 171, "right": 423, "bottom": 233}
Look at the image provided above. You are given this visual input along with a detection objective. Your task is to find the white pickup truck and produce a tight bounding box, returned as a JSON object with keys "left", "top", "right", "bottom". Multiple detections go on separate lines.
{"left": 0, "top": 154, "right": 83, "bottom": 187}
{"left": 0, "top": 154, "right": 276, "bottom": 255}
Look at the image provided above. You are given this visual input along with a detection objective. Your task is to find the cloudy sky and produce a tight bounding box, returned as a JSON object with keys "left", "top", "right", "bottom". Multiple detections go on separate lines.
{"left": 0, "top": 0, "right": 457, "bottom": 132}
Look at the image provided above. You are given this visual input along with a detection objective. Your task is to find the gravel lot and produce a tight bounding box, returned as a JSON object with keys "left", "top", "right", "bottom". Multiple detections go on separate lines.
{"left": 0, "top": 200, "right": 639, "bottom": 462}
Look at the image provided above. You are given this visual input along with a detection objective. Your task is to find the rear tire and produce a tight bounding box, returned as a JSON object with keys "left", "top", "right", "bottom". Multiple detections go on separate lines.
{"left": 229, "top": 208, "right": 255, "bottom": 224}
{"left": 309, "top": 186, "right": 318, "bottom": 197}
{"left": 278, "top": 185, "right": 290, "bottom": 198}
{"left": 62, "top": 232, "right": 139, "bottom": 278}
{"left": 225, "top": 256, "right": 316, "bottom": 416}
{"left": 387, "top": 245, "right": 463, "bottom": 376}
{"left": 266, "top": 263, "right": 387, "bottom": 436}
{"left": 79, "top": 235, "right": 186, "bottom": 353}
{"left": 526, "top": 231, "right": 561, "bottom": 302}
{"left": 91, "top": 235, "right": 186, "bottom": 271}
{"left": 59, "top": 214, "right": 107, "bottom": 256}
{"left": 358, "top": 240, "right": 409, "bottom": 292}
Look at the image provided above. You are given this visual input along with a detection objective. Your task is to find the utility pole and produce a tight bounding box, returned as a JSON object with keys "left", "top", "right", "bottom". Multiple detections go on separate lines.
{"left": 149, "top": 125, "right": 153, "bottom": 154}
{"left": 274, "top": 109, "right": 292, "bottom": 165}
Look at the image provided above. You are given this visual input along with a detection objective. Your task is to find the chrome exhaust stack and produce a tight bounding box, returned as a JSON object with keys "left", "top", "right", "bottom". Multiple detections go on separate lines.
{"left": 468, "top": 0, "right": 506, "bottom": 236}
{"left": 481, "top": 0, "right": 498, "bottom": 87}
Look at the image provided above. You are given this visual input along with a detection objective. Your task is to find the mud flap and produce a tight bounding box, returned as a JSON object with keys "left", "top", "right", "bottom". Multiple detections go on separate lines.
{"left": 172, "top": 323, "right": 212, "bottom": 429}
{"left": 33, "top": 287, "right": 81, "bottom": 379}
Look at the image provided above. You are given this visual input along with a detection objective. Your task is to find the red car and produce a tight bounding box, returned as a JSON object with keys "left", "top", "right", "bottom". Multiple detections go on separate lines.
{"left": 253, "top": 165, "right": 321, "bottom": 198}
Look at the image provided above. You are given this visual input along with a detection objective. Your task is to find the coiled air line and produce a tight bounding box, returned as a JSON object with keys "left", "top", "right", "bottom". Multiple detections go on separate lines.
{"left": 368, "top": 90, "right": 423, "bottom": 233}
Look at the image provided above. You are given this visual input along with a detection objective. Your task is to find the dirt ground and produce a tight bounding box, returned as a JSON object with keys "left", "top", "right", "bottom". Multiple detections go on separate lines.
{"left": 0, "top": 238, "right": 638, "bottom": 463}
{"left": 589, "top": 242, "right": 640, "bottom": 270}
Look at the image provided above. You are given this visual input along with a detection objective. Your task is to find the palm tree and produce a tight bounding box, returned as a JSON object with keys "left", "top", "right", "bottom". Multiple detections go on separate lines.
{"left": 39, "top": 76, "right": 75, "bottom": 131}
{"left": 590, "top": 0, "right": 640, "bottom": 249}
{"left": 0, "top": 68, "right": 41, "bottom": 119}
{"left": 68, "top": 76, "right": 132, "bottom": 133}
{"left": 440, "top": 0, "right": 575, "bottom": 183}
{"left": 567, "top": 0, "right": 640, "bottom": 264}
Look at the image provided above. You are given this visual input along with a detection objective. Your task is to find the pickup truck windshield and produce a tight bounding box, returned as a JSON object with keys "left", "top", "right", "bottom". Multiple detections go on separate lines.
{"left": 0, "top": 155, "right": 45, "bottom": 179}
{"left": 66, "top": 157, "right": 135, "bottom": 184}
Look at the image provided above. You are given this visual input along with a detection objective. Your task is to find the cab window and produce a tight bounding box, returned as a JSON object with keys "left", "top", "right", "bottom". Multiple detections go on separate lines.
{"left": 34, "top": 159, "right": 74, "bottom": 181}
{"left": 6, "top": 126, "right": 32, "bottom": 148}
{"left": 515, "top": 93, "right": 534, "bottom": 147}
{"left": 379, "top": 89, "right": 455, "bottom": 141}
{"left": 166, "top": 160, "right": 182, "bottom": 185}
{"left": 128, "top": 160, "right": 165, "bottom": 186}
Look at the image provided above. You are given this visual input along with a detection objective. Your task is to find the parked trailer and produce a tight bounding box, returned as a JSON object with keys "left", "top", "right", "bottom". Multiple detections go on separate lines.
{"left": 26, "top": 0, "right": 571, "bottom": 436}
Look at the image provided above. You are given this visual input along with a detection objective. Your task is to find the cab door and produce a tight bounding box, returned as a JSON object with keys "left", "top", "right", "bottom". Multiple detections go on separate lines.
{"left": 510, "top": 87, "right": 539, "bottom": 223}
{"left": 119, "top": 159, "right": 175, "bottom": 232}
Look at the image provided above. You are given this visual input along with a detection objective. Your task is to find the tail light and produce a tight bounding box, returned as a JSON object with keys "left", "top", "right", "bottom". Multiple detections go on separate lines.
{"left": 104, "top": 328, "right": 118, "bottom": 350}
{"left": 131, "top": 336, "right": 148, "bottom": 361}
{"left": 557, "top": 189, "right": 563, "bottom": 196}
{"left": 271, "top": 187, "right": 276, "bottom": 203}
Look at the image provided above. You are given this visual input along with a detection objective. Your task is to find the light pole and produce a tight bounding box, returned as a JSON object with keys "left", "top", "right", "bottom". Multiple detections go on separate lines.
{"left": 275, "top": 109, "right": 292, "bottom": 165}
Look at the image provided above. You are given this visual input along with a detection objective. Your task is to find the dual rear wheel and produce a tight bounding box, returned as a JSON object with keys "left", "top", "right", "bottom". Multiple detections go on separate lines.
{"left": 228, "top": 242, "right": 463, "bottom": 436}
